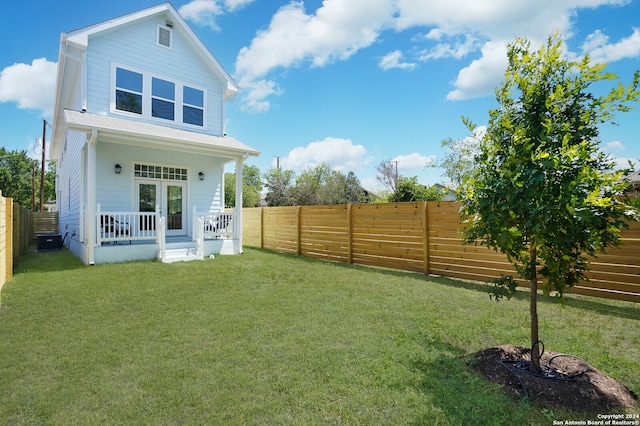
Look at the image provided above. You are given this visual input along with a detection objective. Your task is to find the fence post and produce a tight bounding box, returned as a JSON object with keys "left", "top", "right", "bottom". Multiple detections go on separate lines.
{"left": 347, "top": 204, "right": 353, "bottom": 264}
{"left": 296, "top": 206, "right": 302, "bottom": 256}
{"left": 6, "top": 198, "right": 13, "bottom": 281}
{"left": 260, "top": 207, "right": 265, "bottom": 249}
{"left": 422, "top": 201, "right": 429, "bottom": 275}
{"left": 0, "top": 193, "right": 6, "bottom": 303}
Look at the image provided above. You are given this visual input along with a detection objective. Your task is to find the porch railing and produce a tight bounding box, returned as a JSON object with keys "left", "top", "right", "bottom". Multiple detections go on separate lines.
{"left": 96, "top": 205, "right": 234, "bottom": 247}
{"left": 96, "top": 204, "right": 160, "bottom": 246}
{"left": 196, "top": 210, "right": 234, "bottom": 240}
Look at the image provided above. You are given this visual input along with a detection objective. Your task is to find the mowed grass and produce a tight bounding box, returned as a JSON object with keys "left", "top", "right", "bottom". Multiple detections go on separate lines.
{"left": 0, "top": 248, "right": 638, "bottom": 425}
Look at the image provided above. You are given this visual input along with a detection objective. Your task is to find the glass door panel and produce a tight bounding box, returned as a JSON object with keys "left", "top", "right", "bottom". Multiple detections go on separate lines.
{"left": 135, "top": 179, "right": 187, "bottom": 237}
{"left": 164, "top": 182, "right": 186, "bottom": 236}
{"left": 138, "top": 182, "right": 157, "bottom": 231}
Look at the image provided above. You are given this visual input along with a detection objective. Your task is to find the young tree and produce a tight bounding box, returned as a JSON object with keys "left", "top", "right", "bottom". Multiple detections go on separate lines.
{"left": 460, "top": 34, "right": 640, "bottom": 372}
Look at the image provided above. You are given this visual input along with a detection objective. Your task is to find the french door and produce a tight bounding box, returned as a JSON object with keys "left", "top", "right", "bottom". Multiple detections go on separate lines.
{"left": 136, "top": 180, "right": 187, "bottom": 236}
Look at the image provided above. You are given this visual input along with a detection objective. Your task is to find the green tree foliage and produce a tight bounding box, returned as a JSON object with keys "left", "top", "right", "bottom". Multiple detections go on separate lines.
{"left": 225, "top": 165, "right": 263, "bottom": 208}
{"left": 438, "top": 121, "right": 482, "bottom": 188}
{"left": 391, "top": 176, "right": 446, "bottom": 202}
{"left": 459, "top": 34, "right": 640, "bottom": 372}
{"left": 264, "top": 164, "right": 366, "bottom": 206}
{"left": 264, "top": 167, "right": 296, "bottom": 206}
{"left": 0, "top": 147, "right": 55, "bottom": 210}
{"left": 292, "top": 163, "right": 366, "bottom": 206}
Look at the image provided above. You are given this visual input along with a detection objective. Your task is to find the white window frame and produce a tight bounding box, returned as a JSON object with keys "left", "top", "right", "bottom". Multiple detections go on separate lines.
{"left": 110, "top": 63, "right": 207, "bottom": 130}
{"left": 157, "top": 24, "right": 173, "bottom": 49}
{"left": 151, "top": 77, "right": 175, "bottom": 121}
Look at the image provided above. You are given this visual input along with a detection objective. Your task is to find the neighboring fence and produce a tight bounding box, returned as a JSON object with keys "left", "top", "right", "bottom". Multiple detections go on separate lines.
{"left": 0, "top": 193, "right": 11, "bottom": 291}
{"left": 243, "top": 201, "right": 640, "bottom": 303}
{"left": 0, "top": 192, "right": 57, "bottom": 295}
{"left": 33, "top": 211, "right": 59, "bottom": 235}
{"left": 1, "top": 194, "right": 32, "bottom": 293}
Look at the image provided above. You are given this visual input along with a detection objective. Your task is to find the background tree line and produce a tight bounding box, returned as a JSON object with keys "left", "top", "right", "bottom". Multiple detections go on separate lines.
{"left": 225, "top": 162, "right": 449, "bottom": 208}
{"left": 0, "top": 147, "right": 55, "bottom": 211}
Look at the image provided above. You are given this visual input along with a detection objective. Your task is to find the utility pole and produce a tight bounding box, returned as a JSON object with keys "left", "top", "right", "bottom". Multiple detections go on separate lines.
{"left": 31, "top": 161, "right": 35, "bottom": 210}
{"left": 394, "top": 160, "right": 399, "bottom": 192}
{"left": 40, "top": 119, "right": 47, "bottom": 212}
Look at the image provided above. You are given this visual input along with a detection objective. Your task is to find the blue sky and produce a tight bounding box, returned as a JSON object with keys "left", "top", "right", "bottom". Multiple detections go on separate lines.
{"left": 1, "top": 0, "right": 639, "bottom": 191}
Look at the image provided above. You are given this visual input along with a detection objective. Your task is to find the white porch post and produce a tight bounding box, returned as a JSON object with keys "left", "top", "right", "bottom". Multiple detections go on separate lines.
{"left": 87, "top": 129, "right": 98, "bottom": 265}
{"left": 235, "top": 158, "right": 243, "bottom": 253}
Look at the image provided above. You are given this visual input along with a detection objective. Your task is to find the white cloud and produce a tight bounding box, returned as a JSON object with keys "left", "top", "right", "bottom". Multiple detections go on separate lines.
{"left": 446, "top": 41, "right": 508, "bottom": 100}
{"left": 235, "top": 0, "right": 393, "bottom": 110}
{"left": 418, "top": 34, "right": 482, "bottom": 61}
{"left": 581, "top": 28, "right": 640, "bottom": 63}
{"left": 233, "top": 0, "right": 636, "bottom": 110}
{"left": 280, "top": 137, "right": 369, "bottom": 172}
{"left": 179, "top": 0, "right": 255, "bottom": 30}
{"left": 379, "top": 50, "right": 416, "bottom": 70}
{"left": 611, "top": 156, "right": 638, "bottom": 170}
{"left": 391, "top": 153, "right": 436, "bottom": 171}
{"left": 0, "top": 58, "right": 57, "bottom": 115}
{"left": 604, "top": 141, "right": 626, "bottom": 151}
{"left": 239, "top": 79, "right": 282, "bottom": 114}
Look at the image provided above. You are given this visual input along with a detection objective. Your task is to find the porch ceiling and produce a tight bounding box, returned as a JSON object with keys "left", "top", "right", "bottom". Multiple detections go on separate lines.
{"left": 64, "top": 109, "right": 260, "bottom": 159}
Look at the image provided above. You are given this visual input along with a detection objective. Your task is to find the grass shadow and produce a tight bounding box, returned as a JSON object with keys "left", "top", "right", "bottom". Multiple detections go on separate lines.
{"left": 12, "top": 246, "right": 86, "bottom": 275}
{"left": 393, "top": 332, "right": 538, "bottom": 425}
{"left": 254, "top": 249, "right": 640, "bottom": 322}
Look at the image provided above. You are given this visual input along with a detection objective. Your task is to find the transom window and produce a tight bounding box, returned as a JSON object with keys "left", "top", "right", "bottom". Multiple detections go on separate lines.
{"left": 112, "top": 65, "right": 206, "bottom": 128}
{"left": 134, "top": 164, "right": 188, "bottom": 181}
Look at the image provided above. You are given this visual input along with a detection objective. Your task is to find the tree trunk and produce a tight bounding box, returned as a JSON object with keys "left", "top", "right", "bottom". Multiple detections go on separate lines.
{"left": 529, "top": 242, "right": 541, "bottom": 373}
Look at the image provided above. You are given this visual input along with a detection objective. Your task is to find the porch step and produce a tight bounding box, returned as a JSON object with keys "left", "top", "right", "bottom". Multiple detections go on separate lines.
{"left": 158, "top": 246, "right": 203, "bottom": 263}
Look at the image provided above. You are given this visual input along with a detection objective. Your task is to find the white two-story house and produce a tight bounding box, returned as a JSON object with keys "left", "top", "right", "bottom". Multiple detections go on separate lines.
{"left": 50, "top": 3, "right": 259, "bottom": 265}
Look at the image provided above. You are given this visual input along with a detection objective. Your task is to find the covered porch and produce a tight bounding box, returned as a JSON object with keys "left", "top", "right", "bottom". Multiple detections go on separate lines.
{"left": 95, "top": 207, "right": 238, "bottom": 263}
{"left": 62, "top": 110, "right": 259, "bottom": 265}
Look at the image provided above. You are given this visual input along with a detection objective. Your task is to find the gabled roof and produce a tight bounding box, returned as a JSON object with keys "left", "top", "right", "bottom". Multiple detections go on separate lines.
{"left": 64, "top": 110, "right": 259, "bottom": 159}
{"left": 64, "top": 2, "right": 238, "bottom": 96}
{"left": 51, "top": 3, "right": 240, "bottom": 160}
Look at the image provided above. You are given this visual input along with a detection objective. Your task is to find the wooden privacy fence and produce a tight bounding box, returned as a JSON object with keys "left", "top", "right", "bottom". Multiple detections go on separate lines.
{"left": 242, "top": 201, "right": 640, "bottom": 303}
{"left": 0, "top": 191, "right": 54, "bottom": 295}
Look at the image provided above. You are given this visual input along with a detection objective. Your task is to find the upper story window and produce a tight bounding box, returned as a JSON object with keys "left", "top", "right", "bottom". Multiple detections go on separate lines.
{"left": 115, "top": 68, "right": 143, "bottom": 115}
{"left": 183, "top": 86, "right": 204, "bottom": 126}
{"left": 157, "top": 25, "right": 172, "bottom": 49}
{"left": 112, "top": 65, "right": 207, "bottom": 128}
{"left": 152, "top": 78, "right": 175, "bottom": 121}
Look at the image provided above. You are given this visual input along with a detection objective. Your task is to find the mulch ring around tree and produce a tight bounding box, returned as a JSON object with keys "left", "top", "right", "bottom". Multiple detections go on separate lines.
{"left": 469, "top": 345, "right": 638, "bottom": 413}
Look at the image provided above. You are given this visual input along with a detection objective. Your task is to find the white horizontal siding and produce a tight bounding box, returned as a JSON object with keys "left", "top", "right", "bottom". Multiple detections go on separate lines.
{"left": 85, "top": 14, "right": 224, "bottom": 135}
{"left": 96, "top": 141, "right": 225, "bottom": 214}
{"left": 57, "top": 130, "right": 85, "bottom": 240}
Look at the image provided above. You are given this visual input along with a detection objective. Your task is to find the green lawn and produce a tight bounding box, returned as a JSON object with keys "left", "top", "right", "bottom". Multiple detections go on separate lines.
{"left": 0, "top": 248, "right": 638, "bottom": 425}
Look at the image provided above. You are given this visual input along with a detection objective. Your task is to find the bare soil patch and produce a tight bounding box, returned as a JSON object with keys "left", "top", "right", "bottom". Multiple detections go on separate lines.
{"left": 469, "top": 345, "right": 637, "bottom": 413}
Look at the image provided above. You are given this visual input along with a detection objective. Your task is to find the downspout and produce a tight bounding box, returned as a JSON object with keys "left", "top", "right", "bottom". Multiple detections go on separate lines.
{"left": 87, "top": 129, "right": 97, "bottom": 265}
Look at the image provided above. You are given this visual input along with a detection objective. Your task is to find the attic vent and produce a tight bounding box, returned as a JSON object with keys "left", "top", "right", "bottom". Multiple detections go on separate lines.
{"left": 158, "top": 25, "right": 172, "bottom": 48}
